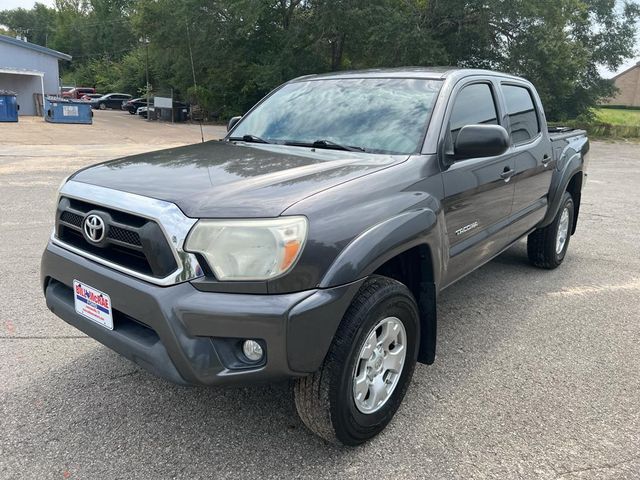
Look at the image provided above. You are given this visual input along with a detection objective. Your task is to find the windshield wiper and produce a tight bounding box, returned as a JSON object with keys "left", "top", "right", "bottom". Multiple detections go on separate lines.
{"left": 229, "top": 134, "right": 272, "bottom": 144}
{"left": 312, "top": 139, "right": 366, "bottom": 152}
{"left": 283, "top": 139, "right": 365, "bottom": 152}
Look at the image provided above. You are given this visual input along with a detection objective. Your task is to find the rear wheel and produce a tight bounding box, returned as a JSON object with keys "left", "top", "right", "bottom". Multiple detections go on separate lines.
{"left": 527, "top": 191, "right": 574, "bottom": 269}
{"left": 293, "top": 275, "right": 420, "bottom": 445}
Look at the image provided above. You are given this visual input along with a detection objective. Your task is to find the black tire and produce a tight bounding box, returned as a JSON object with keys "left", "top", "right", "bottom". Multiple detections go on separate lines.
{"left": 99, "top": 102, "right": 107, "bottom": 110}
{"left": 294, "top": 275, "right": 420, "bottom": 445}
{"left": 527, "top": 191, "right": 575, "bottom": 269}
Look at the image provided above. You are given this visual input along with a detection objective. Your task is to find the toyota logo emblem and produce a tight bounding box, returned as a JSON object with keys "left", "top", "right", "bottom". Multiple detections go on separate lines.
{"left": 83, "top": 214, "right": 106, "bottom": 243}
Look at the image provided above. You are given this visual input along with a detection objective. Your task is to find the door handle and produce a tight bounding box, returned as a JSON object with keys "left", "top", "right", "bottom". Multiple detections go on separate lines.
{"left": 542, "top": 154, "right": 551, "bottom": 167}
{"left": 500, "top": 168, "right": 515, "bottom": 181}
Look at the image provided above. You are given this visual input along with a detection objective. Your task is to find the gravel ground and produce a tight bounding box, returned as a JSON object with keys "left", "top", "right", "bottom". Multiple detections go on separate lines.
{"left": 1, "top": 112, "right": 638, "bottom": 479}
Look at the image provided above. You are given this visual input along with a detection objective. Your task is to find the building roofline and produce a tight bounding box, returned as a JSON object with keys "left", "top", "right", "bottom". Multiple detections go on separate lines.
{"left": 0, "top": 34, "right": 72, "bottom": 61}
{"left": 611, "top": 61, "right": 640, "bottom": 81}
{"left": 0, "top": 67, "right": 44, "bottom": 77}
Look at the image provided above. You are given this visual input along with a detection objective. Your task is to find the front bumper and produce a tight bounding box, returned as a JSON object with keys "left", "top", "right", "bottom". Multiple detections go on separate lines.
{"left": 41, "top": 242, "right": 362, "bottom": 386}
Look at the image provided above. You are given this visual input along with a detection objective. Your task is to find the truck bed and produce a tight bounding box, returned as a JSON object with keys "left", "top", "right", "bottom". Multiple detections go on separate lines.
{"left": 548, "top": 126, "right": 589, "bottom": 181}
{"left": 548, "top": 126, "right": 587, "bottom": 142}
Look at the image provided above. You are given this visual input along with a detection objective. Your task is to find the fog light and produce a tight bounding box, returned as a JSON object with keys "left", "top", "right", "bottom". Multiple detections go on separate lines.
{"left": 242, "top": 340, "right": 264, "bottom": 362}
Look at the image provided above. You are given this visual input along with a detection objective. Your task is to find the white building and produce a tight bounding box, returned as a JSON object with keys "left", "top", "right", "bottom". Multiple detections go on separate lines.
{"left": 0, "top": 34, "right": 72, "bottom": 116}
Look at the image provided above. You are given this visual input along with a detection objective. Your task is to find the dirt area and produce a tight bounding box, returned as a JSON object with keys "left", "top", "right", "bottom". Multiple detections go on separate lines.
{"left": 0, "top": 110, "right": 226, "bottom": 175}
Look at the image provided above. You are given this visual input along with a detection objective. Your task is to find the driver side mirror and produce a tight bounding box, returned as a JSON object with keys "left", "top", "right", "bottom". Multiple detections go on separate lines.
{"left": 454, "top": 124, "right": 510, "bottom": 160}
{"left": 227, "top": 115, "right": 242, "bottom": 132}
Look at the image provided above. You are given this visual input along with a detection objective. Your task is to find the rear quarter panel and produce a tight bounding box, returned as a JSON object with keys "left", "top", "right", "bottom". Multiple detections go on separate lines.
{"left": 540, "top": 130, "right": 589, "bottom": 227}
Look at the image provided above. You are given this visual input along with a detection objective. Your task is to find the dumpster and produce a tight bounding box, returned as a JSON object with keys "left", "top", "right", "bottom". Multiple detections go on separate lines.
{"left": 158, "top": 107, "right": 172, "bottom": 122}
{"left": 45, "top": 97, "right": 93, "bottom": 124}
{"left": 175, "top": 106, "right": 189, "bottom": 122}
{"left": 0, "top": 91, "right": 19, "bottom": 122}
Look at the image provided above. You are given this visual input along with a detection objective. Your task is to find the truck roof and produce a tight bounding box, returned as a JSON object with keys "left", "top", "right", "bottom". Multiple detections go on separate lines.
{"left": 295, "top": 67, "right": 526, "bottom": 82}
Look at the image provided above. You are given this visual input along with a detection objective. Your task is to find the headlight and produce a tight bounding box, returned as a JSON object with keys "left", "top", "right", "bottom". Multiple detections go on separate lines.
{"left": 185, "top": 216, "right": 308, "bottom": 281}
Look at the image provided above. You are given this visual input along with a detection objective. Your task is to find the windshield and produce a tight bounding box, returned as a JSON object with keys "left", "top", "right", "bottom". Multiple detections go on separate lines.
{"left": 230, "top": 78, "right": 442, "bottom": 154}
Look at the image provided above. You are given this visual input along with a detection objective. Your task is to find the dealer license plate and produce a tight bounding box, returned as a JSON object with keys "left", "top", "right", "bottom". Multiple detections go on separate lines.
{"left": 73, "top": 280, "right": 113, "bottom": 330}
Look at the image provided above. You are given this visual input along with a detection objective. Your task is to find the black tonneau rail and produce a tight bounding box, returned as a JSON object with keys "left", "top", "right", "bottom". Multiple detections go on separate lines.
{"left": 548, "top": 126, "right": 587, "bottom": 142}
{"left": 548, "top": 126, "right": 575, "bottom": 134}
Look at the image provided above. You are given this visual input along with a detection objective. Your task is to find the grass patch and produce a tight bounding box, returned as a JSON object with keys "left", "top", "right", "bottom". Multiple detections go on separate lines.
{"left": 594, "top": 108, "right": 640, "bottom": 126}
{"left": 555, "top": 107, "right": 640, "bottom": 139}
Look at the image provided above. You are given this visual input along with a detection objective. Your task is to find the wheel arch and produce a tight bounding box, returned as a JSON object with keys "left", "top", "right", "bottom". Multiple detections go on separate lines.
{"left": 371, "top": 244, "right": 438, "bottom": 365}
{"left": 540, "top": 162, "right": 584, "bottom": 229}
{"left": 540, "top": 134, "right": 588, "bottom": 229}
{"left": 319, "top": 207, "right": 444, "bottom": 366}
{"left": 319, "top": 208, "right": 443, "bottom": 289}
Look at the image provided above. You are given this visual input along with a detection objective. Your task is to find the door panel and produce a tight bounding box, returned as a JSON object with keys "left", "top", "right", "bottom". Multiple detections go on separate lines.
{"left": 442, "top": 155, "right": 515, "bottom": 284}
{"left": 440, "top": 81, "right": 515, "bottom": 286}
{"left": 509, "top": 140, "right": 552, "bottom": 235}
{"left": 501, "top": 83, "right": 554, "bottom": 236}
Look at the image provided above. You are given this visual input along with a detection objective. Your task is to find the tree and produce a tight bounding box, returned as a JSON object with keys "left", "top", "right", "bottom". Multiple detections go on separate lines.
{"left": 1, "top": 0, "right": 638, "bottom": 120}
{"left": 0, "top": 3, "right": 57, "bottom": 46}
{"left": 422, "top": 0, "right": 640, "bottom": 120}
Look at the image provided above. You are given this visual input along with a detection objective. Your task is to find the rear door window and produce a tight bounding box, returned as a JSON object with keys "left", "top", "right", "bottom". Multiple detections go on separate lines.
{"left": 502, "top": 85, "right": 540, "bottom": 144}
{"left": 449, "top": 83, "right": 498, "bottom": 144}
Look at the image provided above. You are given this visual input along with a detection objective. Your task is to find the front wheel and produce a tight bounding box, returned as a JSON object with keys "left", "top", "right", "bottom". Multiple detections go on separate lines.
{"left": 527, "top": 191, "right": 575, "bottom": 269}
{"left": 99, "top": 102, "right": 107, "bottom": 110}
{"left": 294, "top": 275, "right": 420, "bottom": 445}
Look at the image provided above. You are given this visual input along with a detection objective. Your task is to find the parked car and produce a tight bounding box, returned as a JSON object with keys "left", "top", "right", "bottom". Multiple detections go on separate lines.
{"left": 63, "top": 87, "right": 96, "bottom": 100}
{"left": 60, "top": 86, "right": 73, "bottom": 95}
{"left": 122, "top": 97, "right": 151, "bottom": 114}
{"left": 42, "top": 68, "right": 589, "bottom": 446}
{"left": 136, "top": 105, "right": 154, "bottom": 118}
{"left": 90, "top": 93, "right": 132, "bottom": 110}
{"left": 80, "top": 93, "right": 103, "bottom": 102}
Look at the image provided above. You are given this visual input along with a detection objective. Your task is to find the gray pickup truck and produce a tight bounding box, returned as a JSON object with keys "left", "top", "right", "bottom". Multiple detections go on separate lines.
{"left": 41, "top": 68, "right": 588, "bottom": 445}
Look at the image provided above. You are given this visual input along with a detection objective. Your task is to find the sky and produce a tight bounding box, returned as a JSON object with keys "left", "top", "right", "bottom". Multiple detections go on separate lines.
{"left": 2, "top": 0, "right": 55, "bottom": 9}
{"left": 1, "top": 0, "right": 638, "bottom": 77}
{"left": 0, "top": 0, "right": 56, "bottom": 10}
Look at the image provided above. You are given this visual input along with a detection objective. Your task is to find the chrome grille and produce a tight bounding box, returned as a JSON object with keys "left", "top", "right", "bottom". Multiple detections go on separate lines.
{"left": 52, "top": 181, "right": 202, "bottom": 286}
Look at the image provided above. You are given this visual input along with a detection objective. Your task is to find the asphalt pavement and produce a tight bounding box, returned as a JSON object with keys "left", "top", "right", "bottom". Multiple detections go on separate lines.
{"left": 1, "top": 113, "right": 638, "bottom": 479}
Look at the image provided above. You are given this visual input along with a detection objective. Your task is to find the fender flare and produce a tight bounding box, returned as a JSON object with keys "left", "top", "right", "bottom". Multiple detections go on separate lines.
{"left": 319, "top": 207, "right": 443, "bottom": 289}
{"left": 319, "top": 207, "right": 444, "bottom": 366}
{"left": 539, "top": 142, "right": 587, "bottom": 228}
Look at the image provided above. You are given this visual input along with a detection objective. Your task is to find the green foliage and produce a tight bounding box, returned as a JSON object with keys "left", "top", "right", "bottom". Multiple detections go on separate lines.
{"left": 552, "top": 108, "right": 640, "bottom": 138}
{"left": 2, "top": 0, "right": 638, "bottom": 121}
{"left": 0, "top": 3, "right": 56, "bottom": 46}
{"left": 595, "top": 107, "right": 640, "bottom": 126}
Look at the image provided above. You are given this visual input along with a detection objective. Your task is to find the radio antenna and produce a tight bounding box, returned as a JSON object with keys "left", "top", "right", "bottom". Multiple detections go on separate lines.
{"left": 186, "top": 20, "right": 204, "bottom": 143}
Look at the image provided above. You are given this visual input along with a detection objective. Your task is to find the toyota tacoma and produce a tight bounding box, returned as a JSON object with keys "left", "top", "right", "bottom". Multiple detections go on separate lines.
{"left": 41, "top": 68, "right": 589, "bottom": 445}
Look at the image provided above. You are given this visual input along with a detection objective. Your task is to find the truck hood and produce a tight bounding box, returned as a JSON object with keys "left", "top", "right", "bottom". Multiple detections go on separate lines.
{"left": 71, "top": 140, "right": 407, "bottom": 218}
